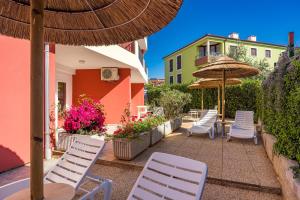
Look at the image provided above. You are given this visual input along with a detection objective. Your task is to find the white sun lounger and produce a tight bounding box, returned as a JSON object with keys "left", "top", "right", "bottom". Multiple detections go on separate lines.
{"left": 127, "top": 152, "right": 208, "bottom": 200}
{"left": 0, "top": 137, "right": 112, "bottom": 200}
{"left": 227, "top": 110, "right": 257, "bottom": 144}
{"left": 187, "top": 109, "right": 218, "bottom": 139}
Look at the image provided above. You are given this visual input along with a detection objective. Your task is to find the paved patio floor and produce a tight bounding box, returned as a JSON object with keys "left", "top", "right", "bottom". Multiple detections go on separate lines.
{"left": 99, "top": 122, "right": 281, "bottom": 195}
{"left": 0, "top": 122, "right": 282, "bottom": 199}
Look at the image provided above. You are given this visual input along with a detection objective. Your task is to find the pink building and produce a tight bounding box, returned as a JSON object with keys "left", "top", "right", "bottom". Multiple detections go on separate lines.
{"left": 0, "top": 35, "right": 148, "bottom": 172}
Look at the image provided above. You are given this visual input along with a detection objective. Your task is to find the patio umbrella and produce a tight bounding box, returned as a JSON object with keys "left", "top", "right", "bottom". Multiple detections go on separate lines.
{"left": 192, "top": 56, "right": 259, "bottom": 133}
{"left": 0, "top": 0, "right": 182, "bottom": 199}
{"left": 188, "top": 78, "right": 242, "bottom": 116}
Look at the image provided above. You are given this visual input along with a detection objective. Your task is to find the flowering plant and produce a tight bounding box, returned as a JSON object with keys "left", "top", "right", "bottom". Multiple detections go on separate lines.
{"left": 109, "top": 106, "right": 166, "bottom": 139}
{"left": 63, "top": 95, "right": 105, "bottom": 135}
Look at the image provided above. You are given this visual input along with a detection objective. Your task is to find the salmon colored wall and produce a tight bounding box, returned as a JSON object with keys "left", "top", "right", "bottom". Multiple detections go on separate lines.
{"left": 0, "top": 36, "right": 30, "bottom": 172}
{"left": 48, "top": 46, "right": 56, "bottom": 148}
{"left": 72, "top": 68, "right": 131, "bottom": 124}
{"left": 0, "top": 36, "right": 56, "bottom": 172}
{"left": 131, "top": 83, "right": 145, "bottom": 115}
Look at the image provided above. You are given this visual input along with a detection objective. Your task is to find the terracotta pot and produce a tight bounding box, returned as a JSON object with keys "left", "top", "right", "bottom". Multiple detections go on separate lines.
{"left": 113, "top": 132, "right": 150, "bottom": 160}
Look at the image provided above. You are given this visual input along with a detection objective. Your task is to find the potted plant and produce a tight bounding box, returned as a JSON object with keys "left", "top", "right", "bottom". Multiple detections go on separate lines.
{"left": 108, "top": 106, "right": 151, "bottom": 160}
{"left": 159, "top": 90, "right": 191, "bottom": 133}
{"left": 57, "top": 95, "right": 106, "bottom": 151}
{"left": 147, "top": 115, "right": 166, "bottom": 146}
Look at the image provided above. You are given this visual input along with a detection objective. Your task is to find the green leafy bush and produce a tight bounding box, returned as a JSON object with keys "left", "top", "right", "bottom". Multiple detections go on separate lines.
{"left": 146, "top": 79, "right": 260, "bottom": 120}
{"left": 159, "top": 90, "right": 192, "bottom": 119}
{"left": 261, "top": 57, "right": 300, "bottom": 177}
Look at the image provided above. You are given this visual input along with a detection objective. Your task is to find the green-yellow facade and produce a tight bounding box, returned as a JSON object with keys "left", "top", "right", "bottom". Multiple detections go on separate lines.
{"left": 164, "top": 34, "right": 286, "bottom": 84}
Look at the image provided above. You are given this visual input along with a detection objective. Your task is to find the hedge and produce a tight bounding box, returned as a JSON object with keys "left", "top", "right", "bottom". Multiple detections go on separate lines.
{"left": 261, "top": 56, "right": 300, "bottom": 175}
{"left": 146, "top": 79, "right": 261, "bottom": 120}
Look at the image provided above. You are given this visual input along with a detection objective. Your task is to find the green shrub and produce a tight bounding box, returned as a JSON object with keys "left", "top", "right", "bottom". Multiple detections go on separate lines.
{"left": 159, "top": 90, "right": 192, "bottom": 119}
{"left": 146, "top": 79, "right": 260, "bottom": 120}
{"left": 261, "top": 58, "right": 300, "bottom": 177}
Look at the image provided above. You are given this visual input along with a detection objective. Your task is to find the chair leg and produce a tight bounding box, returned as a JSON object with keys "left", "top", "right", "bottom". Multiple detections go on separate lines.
{"left": 103, "top": 180, "right": 112, "bottom": 200}
{"left": 226, "top": 135, "right": 231, "bottom": 142}
{"left": 254, "top": 136, "right": 258, "bottom": 145}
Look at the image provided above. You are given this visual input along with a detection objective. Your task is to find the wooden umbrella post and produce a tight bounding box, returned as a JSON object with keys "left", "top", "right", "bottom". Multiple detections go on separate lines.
{"left": 222, "top": 69, "right": 226, "bottom": 136}
{"left": 30, "top": 0, "right": 44, "bottom": 199}
{"left": 217, "top": 85, "right": 220, "bottom": 117}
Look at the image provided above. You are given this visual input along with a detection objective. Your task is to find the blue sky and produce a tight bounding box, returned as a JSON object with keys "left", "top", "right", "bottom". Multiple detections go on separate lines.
{"left": 145, "top": 0, "right": 300, "bottom": 79}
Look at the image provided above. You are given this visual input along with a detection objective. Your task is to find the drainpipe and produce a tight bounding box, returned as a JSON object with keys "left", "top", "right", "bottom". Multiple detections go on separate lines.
{"left": 45, "top": 43, "right": 52, "bottom": 160}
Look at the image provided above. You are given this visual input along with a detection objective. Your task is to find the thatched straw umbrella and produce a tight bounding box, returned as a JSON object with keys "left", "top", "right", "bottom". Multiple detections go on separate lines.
{"left": 193, "top": 56, "right": 259, "bottom": 133}
{"left": 0, "top": 1, "right": 182, "bottom": 199}
{"left": 188, "top": 78, "right": 241, "bottom": 116}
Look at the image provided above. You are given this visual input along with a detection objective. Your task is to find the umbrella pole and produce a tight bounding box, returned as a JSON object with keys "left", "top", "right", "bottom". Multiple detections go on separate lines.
{"left": 30, "top": 0, "right": 44, "bottom": 199}
{"left": 222, "top": 70, "right": 226, "bottom": 136}
{"left": 217, "top": 85, "right": 220, "bottom": 117}
{"left": 201, "top": 89, "right": 204, "bottom": 110}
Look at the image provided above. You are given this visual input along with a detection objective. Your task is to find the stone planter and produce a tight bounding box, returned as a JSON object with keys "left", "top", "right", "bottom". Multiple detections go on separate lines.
{"left": 113, "top": 132, "right": 150, "bottom": 160}
{"left": 164, "top": 121, "right": 172, "bottom": 137}
{"left": 57, "top": 131, "right": 103, "bottom": 151}
{"left": 170, "top": 117, "right": 182, "bottom": 131}
{"left": 150, "top": 124, "right": 164, "bottom": 146}
{"left": 262, "top": 132, "right": 300, "bottom": 200}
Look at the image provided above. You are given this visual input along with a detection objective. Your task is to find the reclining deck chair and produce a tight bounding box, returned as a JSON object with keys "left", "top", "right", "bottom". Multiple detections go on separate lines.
{"left": 188, "top": 109, "right": 218, "bottom": 139}
{"left": 227, "top": 110, "right": 257, "bottom": 144}
{"left": 0, "top": 137, "right": 112, "bottom": 200}
{"left": 127, "top": 152, "right": 208, "bottom": 200}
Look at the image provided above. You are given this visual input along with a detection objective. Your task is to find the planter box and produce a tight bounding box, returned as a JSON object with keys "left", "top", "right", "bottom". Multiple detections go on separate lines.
{"left": 262, "top": 132, "right": 300, "bottom": 200}
{"left": 164, "top": 121, "right": 173, "bottom": 137}
{"left": 170, "top": 117, "right": 182, "bottom": 131}
{"left": 57, "top": 132, "right": 103, "bottom": 151}
{"left": 113, "top": 132, "right": 150, "bottom": 160}
{"left": 150, "top": 124, "right": 164, "bottom": 146}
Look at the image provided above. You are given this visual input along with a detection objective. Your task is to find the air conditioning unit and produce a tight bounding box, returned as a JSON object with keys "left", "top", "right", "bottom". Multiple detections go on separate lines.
{"left": 101, "top": 68, "right": 119, "bottom": 81}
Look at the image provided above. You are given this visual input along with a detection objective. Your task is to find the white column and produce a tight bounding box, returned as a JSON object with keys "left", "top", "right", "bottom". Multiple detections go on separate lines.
{"left": 45, "top": 43, "right": 52, "bottom": 160}
{"left": 206, "top": 40, "right": 210, "bottom": 57}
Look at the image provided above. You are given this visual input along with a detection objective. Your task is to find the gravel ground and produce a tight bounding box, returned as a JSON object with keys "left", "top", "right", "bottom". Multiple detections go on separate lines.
{"left": 81, "top": 164, "right": 282, "bottom": 200}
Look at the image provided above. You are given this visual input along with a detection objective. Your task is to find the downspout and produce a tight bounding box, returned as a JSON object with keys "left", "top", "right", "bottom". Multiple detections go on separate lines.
{"left": 45, "top": 43, "right": 52, "bottom": 160}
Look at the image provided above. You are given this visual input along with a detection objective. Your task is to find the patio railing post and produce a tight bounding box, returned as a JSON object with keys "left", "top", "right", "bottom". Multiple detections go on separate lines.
{"left": 30, "top": 0, "right": 45, "bottom": 199}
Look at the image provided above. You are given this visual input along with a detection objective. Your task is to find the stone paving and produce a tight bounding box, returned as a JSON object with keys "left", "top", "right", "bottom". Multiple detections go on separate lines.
{"left": 0, "top": 122, "right": 282, "bottom": 199}
{"left": 99, "top": 122, "right": 281, "bottom": 194}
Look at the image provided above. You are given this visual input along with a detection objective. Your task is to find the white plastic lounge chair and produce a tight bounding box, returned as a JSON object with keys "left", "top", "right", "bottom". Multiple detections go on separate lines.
{"left": 227, "top": 110, "right": 257, "bottom": 144}
{"left": 0, "top": 137, "right": 112, "bottom": 200}
{"left": 188, "top": 109, "right": 218, "bottom": 139}
{"left": 127, "top": 152, "right": 208, "bottom": 200}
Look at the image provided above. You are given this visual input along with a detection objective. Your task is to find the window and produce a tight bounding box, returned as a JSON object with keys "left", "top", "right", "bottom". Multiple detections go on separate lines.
{"left": 169, "top": 59, "right": 173, "bottom": 72}
{"left": 176, "top": 55, "right": 182, "bottom": 70}
{"left": 199, "top": 46, "right": 206, "bottom": 57}
{"left": 177, "top": 74, "right": 182, "bottom": 84}
{"left": 251, "top": 48, "right": 257, "bottom": 56}
{"left": 169, "top": 76, "right": 173, "bottom": 84}
{"left": 229, "top": 45, "right": 237, "bottom": 54}
{"left": 58, "top": 82, "right": 66, "bottom": 111}
{"left": 265, "top": 50, "right": 271, "bottom": 58}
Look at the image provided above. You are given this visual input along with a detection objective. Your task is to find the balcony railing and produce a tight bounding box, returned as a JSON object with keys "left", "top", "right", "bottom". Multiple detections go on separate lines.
{"left": 195, "top": 52, "right": 223, "bottom": 66}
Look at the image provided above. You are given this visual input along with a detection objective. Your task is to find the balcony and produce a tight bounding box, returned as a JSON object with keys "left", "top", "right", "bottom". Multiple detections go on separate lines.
{"left": 119, "top": 42, "right": 135, "bottom": 54}
{"left": 195, "top": 52, "right": 223, "bottom": 66}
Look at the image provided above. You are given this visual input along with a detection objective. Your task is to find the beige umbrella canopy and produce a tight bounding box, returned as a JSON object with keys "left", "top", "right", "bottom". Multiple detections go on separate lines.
{"left": 193, "top": 56, "right": 259, "bottom": 133}
{"left": 0, "top": 0, "right": 182, "bottom": 199}
{"left": 188, "top": 78, "right": 242, "bottom": 115}
{"left": 0, "top": 0, "right": 182, "bottom": 45}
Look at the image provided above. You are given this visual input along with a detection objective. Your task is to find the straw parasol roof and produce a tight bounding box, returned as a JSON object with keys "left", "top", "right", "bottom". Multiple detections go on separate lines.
{"left": 193, "top": 56, "right": 260, "bottom": 78}
{"left": 0, "top": 0, "right": 183, "bottom": 46}
{"left": 188, "top": 78, "right": 242, "bottom": 89}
